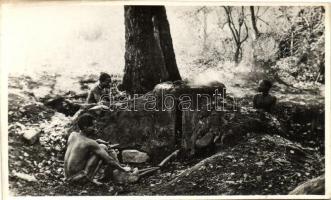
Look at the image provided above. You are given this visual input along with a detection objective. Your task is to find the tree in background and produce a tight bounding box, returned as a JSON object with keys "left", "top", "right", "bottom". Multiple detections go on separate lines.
{"left": 194, "top": 7, "right": 212, "bottom": 52}
{"left": 249, "top": 6, "right": 271, "bottom": 39}
{"left": 122, "top": 6, "right": 181, "bottom": 95}
{"left": 222, "top": 6, "right": 249, "bottom": 64}
{"left": 272, "top": 6, "right": 325, "bottom": 88}
{"left": 143, "top": 6, "right": 325, "bottom": 90}
{"left": 250, "top": 6, "right": 260, "bottom": 39}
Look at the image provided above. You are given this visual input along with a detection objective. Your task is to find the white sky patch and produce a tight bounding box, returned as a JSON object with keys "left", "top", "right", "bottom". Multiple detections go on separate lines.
{"left": 1, "top": 4, "right": 298, "bottom": 78}
{"left": 1, "top": 4, "right": 213, "bottom": 77}
{"left": 1, "top": 4, "right": 125, "bottom": 76}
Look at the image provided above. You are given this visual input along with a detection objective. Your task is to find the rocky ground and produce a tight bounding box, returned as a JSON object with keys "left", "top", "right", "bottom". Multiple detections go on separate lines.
{"left": 7, "top": 73, "right": 325, "bottom": 196}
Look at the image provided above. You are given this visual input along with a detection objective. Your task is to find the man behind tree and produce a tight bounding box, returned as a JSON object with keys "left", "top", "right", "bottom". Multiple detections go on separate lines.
{"left": 64, "top": 113, "right": 129, "bottom": 184}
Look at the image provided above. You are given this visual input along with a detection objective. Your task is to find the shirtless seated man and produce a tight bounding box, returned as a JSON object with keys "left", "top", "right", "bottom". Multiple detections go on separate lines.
{"left": 64, "top": 113, "right": 129, "bottom": 184}
{"left": 253, "top": 80, "right": 277, "bottom": 112}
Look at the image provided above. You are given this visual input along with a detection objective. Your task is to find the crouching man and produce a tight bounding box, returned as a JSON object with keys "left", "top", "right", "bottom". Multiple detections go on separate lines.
{"left": 253, "top": 80, "right": 277, "bottom": 113}
{"left": 64, "top": 113, "right": 129, "bottom": 185}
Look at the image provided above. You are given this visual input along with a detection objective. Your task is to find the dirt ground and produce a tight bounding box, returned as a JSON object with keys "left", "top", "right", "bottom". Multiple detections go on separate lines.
{"left": 7, "top": 74, "right": 325, "bottom": 196}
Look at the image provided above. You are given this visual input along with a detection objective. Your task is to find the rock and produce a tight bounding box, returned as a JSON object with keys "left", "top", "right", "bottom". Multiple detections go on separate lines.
{"left": 32, "top": 86, "right": 52, "bottom": 100}
{"left": 123, "top": 166, "right": 131, "bottom": 171}
{"left": 289, "top": 174, "right": 325, "bottom": 195}
{"left": 112, "top": 168, "right": 139, "bottom": 184}
{"left": 181, "top": 107, "right": 225, "bottom": 156}
{"left": 122, "top": 150, "right": 150, "bottom": 163}
{"left": 23, "top": 128, "right": 40, "bottom": 144}
{"left": 195, "top": 132, "right": 214, "bottom": 149}
{"left": 8, "top": 91, "right": 55, "bottom": 124}
{"left": 44, "top": 96, "right": 81, "bottom": 116}
{"left": 14, "top": 172, "right": 37, "bottom": 182}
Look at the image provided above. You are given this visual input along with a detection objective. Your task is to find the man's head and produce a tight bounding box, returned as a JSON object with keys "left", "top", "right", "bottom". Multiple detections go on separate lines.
{"left": 99, "top": 72, "right": 112, "bottom": 89}
{"left": 77, "top": 113, "right": 96, "bottom": 136}
{"left": 258, "top": 80, "right": 272, "bottom": 93}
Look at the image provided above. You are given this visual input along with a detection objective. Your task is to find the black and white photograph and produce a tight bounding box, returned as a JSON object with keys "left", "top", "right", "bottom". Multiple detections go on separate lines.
{"left": 1, "top": 1, "right": 329, "bottom": 197}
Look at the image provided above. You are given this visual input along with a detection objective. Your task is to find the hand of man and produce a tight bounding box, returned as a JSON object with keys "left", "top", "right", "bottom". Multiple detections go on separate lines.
{"left": 96, "top": 139, "right": 109, "bottom": 144}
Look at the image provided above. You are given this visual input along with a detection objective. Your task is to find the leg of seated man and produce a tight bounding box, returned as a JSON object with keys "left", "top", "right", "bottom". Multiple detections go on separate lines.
{"left": 66, "top": 170, "right": 89, "bottom": 183}
{"left": 85, "top": 155, "right": 102, "bottom": 180}
{"left": 66, "top": 157, "right": 100, "bottom": 185}
{"left": 83, "top": 144, "right": 108, "bottom": 185}
{"left": 98, "top": 146, "right": 119, "bottom": 182}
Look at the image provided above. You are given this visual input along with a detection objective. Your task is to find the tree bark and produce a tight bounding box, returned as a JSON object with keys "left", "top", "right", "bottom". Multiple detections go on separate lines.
{"left": 152, "top": 6, "right": 181, "bottom": 82}
{"left": 234, "top": 46, "right": 240, "bottom": 64}
{"left": 223, "top": 6, "right": 248, "bottom": 65}
{"left": 122, "top": 6, "right": 181, "bottom": 95}
{"left": 250, "top": 6, "right": 260, "bottom": 39}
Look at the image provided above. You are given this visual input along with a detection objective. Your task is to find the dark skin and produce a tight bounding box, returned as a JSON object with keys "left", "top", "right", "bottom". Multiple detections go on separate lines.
{"left": 86, "top": 77, "right": 112, "bottom": 105}
{"left": 99, "top": 78, "right": 112, "bottom": 89}
{"left": 64, "top": 124, "right": 129, "bottom": 184}
{"left": 253, "top": 81, "right": 277, "bottom": 112}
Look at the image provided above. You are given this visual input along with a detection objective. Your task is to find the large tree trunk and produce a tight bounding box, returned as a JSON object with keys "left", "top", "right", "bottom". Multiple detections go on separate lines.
{"left": 122, "top": 6, "right": 181, "bottom": 95}
{"left": 152, "top": 6, "right": 181, "bottom": 82}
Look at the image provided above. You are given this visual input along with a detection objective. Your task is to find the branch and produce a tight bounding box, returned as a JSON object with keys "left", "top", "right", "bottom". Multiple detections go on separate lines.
{"left": 194, "top": 6, "right": 206, "bottom": 15}
{"left": 158, "top": 149, "right": 180, "bottom": 167}
{"left": 302, "top": 16, "right": 310, "bottom": 29}
{"left": 223, "top": 6, "right": 239, "bottom": 43}
{"left": 237, "top": 6, "right": 245, "bottom": 40}
{"left": 260, "top": 7, "right": 269, "bottom": 17}
{"left": 228, "top": 9, "right": 240, "bottom": 38}
{"left": 250, "top": 6, "right": 260, "bottom": 38}
{"left": 257, "top": 16, "right": 269, "bottom": 26}
{"left": 239, "top": 21, "right": 249, "bottom": 44}
{"left": 220, "top": 21, "right": 228, "bottom": 29}
{"left": 256, "top": 6, "right": 260, "bottom": 16}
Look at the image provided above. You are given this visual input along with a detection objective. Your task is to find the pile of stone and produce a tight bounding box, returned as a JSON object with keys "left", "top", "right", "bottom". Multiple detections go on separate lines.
{"left": 39, "top": 113, "right": 72, "bottom": 152}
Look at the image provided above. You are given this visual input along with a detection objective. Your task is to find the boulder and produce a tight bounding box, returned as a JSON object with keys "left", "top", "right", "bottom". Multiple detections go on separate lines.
{"left": 111, "top": 168, "right": 139, "bottom": 184}
{"left": 122, "top": 150, "right": 150, "bottom": 163}
{"left": 32, "top": 86, "right": 52, "bottom": 101}
{"left": 8, "top": 92, "right": 54, "bottom": 124}
{"left": 23, "top": 128, "right": 41, "bottom": 144}
{"left": 13, "top": 172, "right": 37, "bottom": 182}
{"left": 44, "top": 97, "right": 81, "bottom": 116}
{"left": 289, "top": 174, "right": 325, "bottom": 195}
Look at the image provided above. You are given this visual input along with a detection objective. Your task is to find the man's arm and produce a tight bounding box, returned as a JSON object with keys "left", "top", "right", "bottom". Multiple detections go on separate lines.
{"left": 86, "top": 90, "right": 96, "bottom": 104}
{"left": 86, "top": 87, "right": 102, "bottom": 104}
{"left": 88, "top": 140, "right": 127, "bottom": 172}
{"left": 253, "top": 95, "right": 258, "bottom": 108}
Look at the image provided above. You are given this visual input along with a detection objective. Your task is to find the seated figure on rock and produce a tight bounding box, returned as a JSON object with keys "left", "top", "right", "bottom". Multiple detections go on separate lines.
{"left": 86, "top": 72, "right": 112, "bottom": 105}
{"left": 71, "top": 72, "right": 113, "bottom": 120}
{"left": 253, "top": 80, "right": 277, "bottom": 113}
{"left": 64, "top": 113, "right": 129, "bottom": 185}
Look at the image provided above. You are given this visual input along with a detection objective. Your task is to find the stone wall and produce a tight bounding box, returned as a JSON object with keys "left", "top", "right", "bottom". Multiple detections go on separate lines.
{"left": 89, "top": 81, "right": 227, "bottom": 161}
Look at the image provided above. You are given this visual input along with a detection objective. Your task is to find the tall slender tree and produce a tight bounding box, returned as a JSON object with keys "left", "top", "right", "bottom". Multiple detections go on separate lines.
{"left": 250, "top": 6, "right": 260, "bottom": 39}
{"left": 222, "top": 6, "right": 249, "bottom": 64}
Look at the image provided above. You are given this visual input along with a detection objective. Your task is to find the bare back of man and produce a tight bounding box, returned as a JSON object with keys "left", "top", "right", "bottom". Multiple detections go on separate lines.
{"left": 64, "top": 132, "right": 126, "bottom": 185}
{"left": 253, "top": 94, "right": 276, "bottom": 112}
